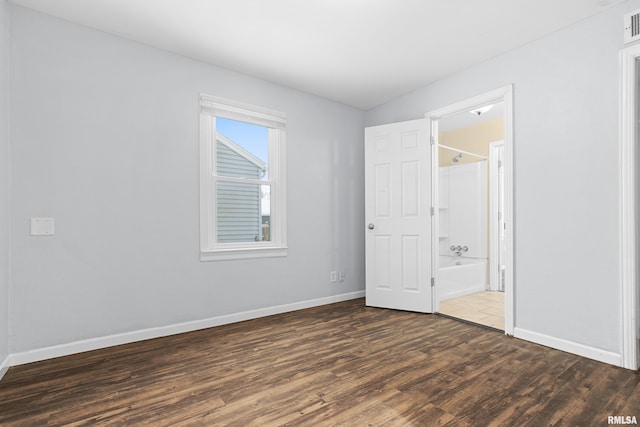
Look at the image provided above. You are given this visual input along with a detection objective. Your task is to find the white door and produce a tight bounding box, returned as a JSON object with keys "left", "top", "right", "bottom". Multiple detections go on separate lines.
{"left": 365, "top": 119, "right": 433, "bottom": 312}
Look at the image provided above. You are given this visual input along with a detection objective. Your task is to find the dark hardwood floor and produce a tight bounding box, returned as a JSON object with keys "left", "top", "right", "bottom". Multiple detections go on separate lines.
{"left": 1, "top": 298, "right": 638, "bottom": 426}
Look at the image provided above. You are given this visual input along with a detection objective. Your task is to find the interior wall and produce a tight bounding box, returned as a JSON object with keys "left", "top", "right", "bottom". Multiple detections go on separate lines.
{"left": 0, "top": 0, "right": 10, "bottom": 369}
{"left": 367, "top": 0, "right": 640, "bottom": 354}
{"left": 9, "top": 5, "right": 365, "bottom": 354}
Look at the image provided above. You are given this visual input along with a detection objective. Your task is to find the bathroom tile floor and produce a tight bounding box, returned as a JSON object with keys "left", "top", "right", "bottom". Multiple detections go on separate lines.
{"left": 438, "top": 291, "right": 504, "bottom": 330}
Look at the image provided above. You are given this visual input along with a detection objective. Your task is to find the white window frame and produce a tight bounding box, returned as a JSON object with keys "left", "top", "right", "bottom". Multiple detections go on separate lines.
{"left": 199, "top": 94, "right": 287, "bottom": 261}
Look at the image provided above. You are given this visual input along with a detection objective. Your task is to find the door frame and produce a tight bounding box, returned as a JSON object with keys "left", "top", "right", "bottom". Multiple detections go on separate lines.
{"left": 619, "top": 44, "right": 639, "bottom": 370}
{"left": 489, "top": 140, "right": 505, "bottom": 292}
{"left": 426, "top": 85, "right": 514, "bottom": 335}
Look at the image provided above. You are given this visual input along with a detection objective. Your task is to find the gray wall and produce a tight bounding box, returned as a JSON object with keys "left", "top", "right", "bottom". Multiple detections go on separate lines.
{"left": 367, "top": 0, "right": 640, "bottom": 354}
{"left": 0, "top": 0, "right": 9, "bottom": 367}
{"left": 9, "top": 5, "right": 365, "bottom": 353}
{"left": 7, "top": 0, "right": 633, "bottom": 360}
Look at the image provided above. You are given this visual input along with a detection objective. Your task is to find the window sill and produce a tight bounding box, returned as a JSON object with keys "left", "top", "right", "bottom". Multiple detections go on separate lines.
{"left": 200, "top": 246, "right": 288, "bottom": 261}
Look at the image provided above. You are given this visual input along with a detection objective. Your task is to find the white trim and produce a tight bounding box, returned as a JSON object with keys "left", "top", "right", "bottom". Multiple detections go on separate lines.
{"left": 440, "top": 284, "right": 486, "bottom": 302}
{"left": 514, "top": 327, "right": 622, "bottom": 367}
{"left": 268, "top": 128, "right": 287, "bottom": 249}
{"left": 199, "top": 106, "right": 215, "bottom": 252}
{"left": 7, "top": 291, "right": 365, "bottom": 367}
{"left": 488, "top": 141, "right": 505, "bottom": 292}
{"left": 200, "top": 246, "right": 288, "bottom": 261}
{"left": 503, "top": 86, "right": 515, "bottom": 335}
{"left": 200, "top": 94, "right": 286, "bottom": 129}
{"left": 0, "top": 354, "right": 9, "bottom": 380}
{"left": 427, "top": 85, "right": 514, "bottom": 335}
{"left": 619, "top": 44, "right": 640, "bottom": 370}
{"left": 199, "top": 95, "right": 288, "bottom": 260}
{"left": 430, "top": 119, "right": 439, "bottom": 312}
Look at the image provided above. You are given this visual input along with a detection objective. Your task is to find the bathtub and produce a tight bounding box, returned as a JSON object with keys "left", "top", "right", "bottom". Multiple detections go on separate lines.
{"left": 438, "top": 256, "right": 487, "bottom": 301}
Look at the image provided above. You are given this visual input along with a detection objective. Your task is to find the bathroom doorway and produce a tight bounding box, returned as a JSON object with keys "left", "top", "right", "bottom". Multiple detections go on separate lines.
{"left": 427, "top": 86, "right": 514, "bottom": 334}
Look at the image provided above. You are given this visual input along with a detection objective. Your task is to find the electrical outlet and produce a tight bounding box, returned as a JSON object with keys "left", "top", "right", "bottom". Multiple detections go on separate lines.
{"left": 338, "top": 272, "right": 345, "bottom": 282}
{"left": 330, "top": 271, "right": 337, "bottom": 283}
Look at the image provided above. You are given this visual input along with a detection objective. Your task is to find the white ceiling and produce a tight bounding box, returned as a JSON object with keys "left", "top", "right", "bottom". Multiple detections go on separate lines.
{"left": 9, "top": 0, "right": 627, "bottom": 110}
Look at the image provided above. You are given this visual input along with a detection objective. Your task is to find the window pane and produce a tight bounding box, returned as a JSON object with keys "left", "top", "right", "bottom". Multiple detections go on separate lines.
{"left": 217, "top": 182, "right": 271, "bottom": 243}
{"left": 216, "top": 117, "right": 269, "bottom": 180}
{"left": 260, "top": 184, "right": 271, "bottom": 241}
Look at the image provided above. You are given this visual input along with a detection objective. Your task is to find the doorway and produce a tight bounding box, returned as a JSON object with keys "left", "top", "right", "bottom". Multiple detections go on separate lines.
{"left": 427, "top": 85, "right": 514, "bottom": 335}
{"left": 433, "top": 104, "right": 504, "bottom": 330}
{"left": 363, "top": 85, "right": 513, "bottom": 336}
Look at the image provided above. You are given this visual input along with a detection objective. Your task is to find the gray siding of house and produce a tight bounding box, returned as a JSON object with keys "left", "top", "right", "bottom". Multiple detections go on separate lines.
{"left": 216, "top": 141, "right": 261, "bottom": 243}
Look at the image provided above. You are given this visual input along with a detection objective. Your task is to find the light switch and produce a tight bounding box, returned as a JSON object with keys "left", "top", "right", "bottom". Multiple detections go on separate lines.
{"left": 30, "top": 218, "right": 55, "bottom": 236}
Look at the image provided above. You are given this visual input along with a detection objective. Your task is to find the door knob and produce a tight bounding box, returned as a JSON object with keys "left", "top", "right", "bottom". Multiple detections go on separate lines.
{"left": 367, "top": 223, "right": 375, "bottom": 230}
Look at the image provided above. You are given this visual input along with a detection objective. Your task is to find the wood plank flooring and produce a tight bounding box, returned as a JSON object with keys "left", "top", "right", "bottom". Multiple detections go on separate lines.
{"left": 0, "top": 298, "right": 638, "bottom": 426}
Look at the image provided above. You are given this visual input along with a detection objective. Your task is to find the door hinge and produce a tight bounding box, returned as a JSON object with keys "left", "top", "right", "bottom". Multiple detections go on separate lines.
{"left": 430, "top": 206, "right": 435, "bottom": 216}
{"left": 431, "top": 277, "right": 435, "bottom": 287}
{"left": 430, "top": 136, "right": 435, "bottom": 146}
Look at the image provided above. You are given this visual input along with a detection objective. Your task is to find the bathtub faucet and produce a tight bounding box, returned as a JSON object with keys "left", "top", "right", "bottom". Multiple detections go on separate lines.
{"left": 449, "top": 245, "right": 469, "bottom": 256}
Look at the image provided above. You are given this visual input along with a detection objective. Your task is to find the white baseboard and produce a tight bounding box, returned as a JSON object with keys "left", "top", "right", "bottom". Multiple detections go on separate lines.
{"left": 513, "top": 327, "right": 622, "bottom": 367}
{"left": 440, "top": 284, "right": 486, "bottom": 302}
{"left": 8, "top": 290, "right": 365, "bottom": 367}
{"left": 0, "top": 353, "right": 9, "bottom": 380}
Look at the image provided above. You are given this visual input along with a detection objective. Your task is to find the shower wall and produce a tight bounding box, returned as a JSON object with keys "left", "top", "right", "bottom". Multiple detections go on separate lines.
{"left": 438, "top": 117, "right": 503, "bottom": 167}
{"left": 439, "top": 162, "right": 488, "bottom": 259}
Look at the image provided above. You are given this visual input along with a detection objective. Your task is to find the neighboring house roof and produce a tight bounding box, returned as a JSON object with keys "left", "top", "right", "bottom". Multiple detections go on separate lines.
{"left": 216, "top": 132, "right": 266, "bottom": 175}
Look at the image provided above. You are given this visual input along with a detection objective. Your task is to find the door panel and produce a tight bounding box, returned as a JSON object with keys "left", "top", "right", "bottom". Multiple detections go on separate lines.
{"left": 365, "top": 119, "right": 432, "bottom": 312}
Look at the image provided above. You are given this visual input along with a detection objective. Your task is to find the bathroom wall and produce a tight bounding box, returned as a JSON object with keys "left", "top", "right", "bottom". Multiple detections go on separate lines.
{"left": 439, "top": 162, "right": 487, "bottom": 260}
{"left": 439, "top": 117, "right": 504, "bottom": 167}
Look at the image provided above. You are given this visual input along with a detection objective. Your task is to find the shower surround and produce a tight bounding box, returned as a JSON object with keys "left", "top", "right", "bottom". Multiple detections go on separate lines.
{"left": 438, "top": 161, "right": 488, "bottom": 300}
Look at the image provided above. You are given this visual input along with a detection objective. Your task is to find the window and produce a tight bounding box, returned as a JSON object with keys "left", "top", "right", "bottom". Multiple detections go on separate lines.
{"left": 199, "top": 94, "right": 287, "bottom": 260}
